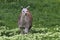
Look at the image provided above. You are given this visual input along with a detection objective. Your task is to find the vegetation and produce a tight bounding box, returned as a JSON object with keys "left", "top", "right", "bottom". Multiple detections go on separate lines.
{"left": 0, "top": 0, "right": 60, "bottom": 40}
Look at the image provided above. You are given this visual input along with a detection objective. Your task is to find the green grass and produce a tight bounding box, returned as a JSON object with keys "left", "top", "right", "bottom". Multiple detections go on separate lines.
{"left": 0, "top": 0, "right": 60, "bottom": 29}
{"left": 0, "top": 0, "right": 60, "bottom": 40}
{"left": 0, "top": 27, "right": 60, "bottom": 40}
{"left": 0, "top": 33, "right": 60, "bottom": 40}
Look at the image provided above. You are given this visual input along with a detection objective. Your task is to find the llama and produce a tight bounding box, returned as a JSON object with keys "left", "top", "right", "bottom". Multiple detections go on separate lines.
{"left": 18, "top": 6, "right": 32, "bottom": 34}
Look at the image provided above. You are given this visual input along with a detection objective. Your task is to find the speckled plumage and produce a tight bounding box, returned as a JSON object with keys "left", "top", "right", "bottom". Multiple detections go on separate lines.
{"left": 18, "top": 8, "right": 32, "bottom": 34}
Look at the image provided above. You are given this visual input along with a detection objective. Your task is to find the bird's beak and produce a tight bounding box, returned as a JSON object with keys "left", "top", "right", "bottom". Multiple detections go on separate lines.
{"left": 25, "top": 13, "right": 27, "bottom": 15}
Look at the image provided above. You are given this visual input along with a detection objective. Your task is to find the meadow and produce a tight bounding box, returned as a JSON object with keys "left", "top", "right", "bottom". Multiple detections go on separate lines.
{"left": 0, "top": 0, "right": 60, "bottom": 40}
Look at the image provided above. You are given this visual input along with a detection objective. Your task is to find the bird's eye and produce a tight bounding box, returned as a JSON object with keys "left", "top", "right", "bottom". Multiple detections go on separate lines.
{"left": 23, "top": 11, "right": 24, "bottom": 12}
